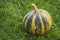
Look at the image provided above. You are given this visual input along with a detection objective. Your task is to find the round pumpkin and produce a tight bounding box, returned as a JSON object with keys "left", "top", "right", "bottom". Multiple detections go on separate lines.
{"left": 23, "top": 4, "right": 52, "bottom": 35}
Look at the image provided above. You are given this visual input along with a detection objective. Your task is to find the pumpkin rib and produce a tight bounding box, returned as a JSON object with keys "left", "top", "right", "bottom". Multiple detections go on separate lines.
{"left": 42, "top": 13, "right": 52, "bottom": 32}
{"left": 41, "top": 13, "right": 50, "bottom": 31}
{"left": 23, "top": 14, "right": 29, "bottom": 27}
{"left": 45, "top": 13, "right": 52, "bottom": 31}
{"left": 41, "top": 14, "right": 48, "bottom": 33}
{"left": 45, "top": 12, "right": 52, "bottom": 31}
{"left": 25, "top": 14, "right": 33, "bottom": 30}
{"left": 39, "top": 14, "right": 45, "bottom": 35}
{"left": 31, "top": 14, "right": 36, "bottom": 34}
{"left": 26, "top": 14, "right": 34, "bottom": 33}
{"left": 35, "top": 14, "right": 42, "bottom": 34}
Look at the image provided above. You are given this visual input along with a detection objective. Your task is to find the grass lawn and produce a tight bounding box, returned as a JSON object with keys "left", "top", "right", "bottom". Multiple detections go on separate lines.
{"left": 0, "top": 0, "right": 60, "bottom": 40}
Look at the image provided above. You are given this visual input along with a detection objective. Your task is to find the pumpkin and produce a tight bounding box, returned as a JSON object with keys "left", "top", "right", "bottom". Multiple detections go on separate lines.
{"left": 23, "top": 4, "right": 52, "bottom": 35}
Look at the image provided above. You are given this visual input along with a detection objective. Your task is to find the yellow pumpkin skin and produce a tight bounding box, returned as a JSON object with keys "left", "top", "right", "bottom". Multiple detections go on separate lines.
{"left": 23, "top": 4, "right": 52, "bottom": 35}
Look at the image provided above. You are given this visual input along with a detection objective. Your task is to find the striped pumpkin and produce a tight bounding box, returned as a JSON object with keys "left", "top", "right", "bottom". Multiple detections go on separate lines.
{"left": 23, "top": 4, "right": 52, "bottom": 35}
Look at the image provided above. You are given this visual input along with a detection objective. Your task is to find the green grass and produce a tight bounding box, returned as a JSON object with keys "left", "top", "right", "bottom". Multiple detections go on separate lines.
{"left": 0, "top": 0, "right": 60, "bottom": 40}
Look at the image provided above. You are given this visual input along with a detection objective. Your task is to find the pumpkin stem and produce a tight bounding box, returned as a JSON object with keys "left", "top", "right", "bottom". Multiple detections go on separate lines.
{"left": 32, "top": 4, "right": 39, "bottom": 14}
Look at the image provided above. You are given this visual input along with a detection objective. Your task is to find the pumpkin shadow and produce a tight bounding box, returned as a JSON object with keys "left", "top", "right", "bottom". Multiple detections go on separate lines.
{"left": 24, "top": 31, "right": 52, "bottom": 40}
{"left": 24, "top": 33, "right": 39, "bottom": 40}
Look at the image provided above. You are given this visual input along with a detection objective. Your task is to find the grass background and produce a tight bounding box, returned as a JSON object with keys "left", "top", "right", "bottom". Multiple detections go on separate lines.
{"left": 0, "top": 0, "right": 60, "bottom": 40}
